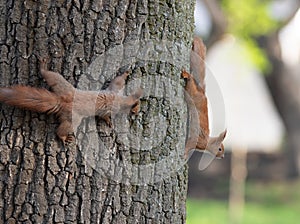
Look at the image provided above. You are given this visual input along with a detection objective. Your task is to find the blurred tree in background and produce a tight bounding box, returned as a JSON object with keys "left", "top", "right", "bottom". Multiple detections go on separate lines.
{"left": 200, "top": 0, "right": 300, "bottom": 177}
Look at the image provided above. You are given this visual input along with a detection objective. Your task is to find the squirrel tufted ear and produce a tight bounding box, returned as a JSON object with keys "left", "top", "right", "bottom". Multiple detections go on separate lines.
{"left": 218, "top": 129, "right": 227, "bottom": 141}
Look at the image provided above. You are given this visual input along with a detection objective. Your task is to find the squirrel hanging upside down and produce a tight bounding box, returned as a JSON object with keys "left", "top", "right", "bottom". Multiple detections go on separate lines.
{"left": 0, "top": 59, "right": 142, "bottom": 143}
{"left": 182, "top": 37, "right": 227, "bottom": 159}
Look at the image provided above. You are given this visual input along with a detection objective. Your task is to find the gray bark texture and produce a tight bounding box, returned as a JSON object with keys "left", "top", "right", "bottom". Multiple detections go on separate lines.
{"left": 0, "top": 0, "right": 195, "bottom": 223}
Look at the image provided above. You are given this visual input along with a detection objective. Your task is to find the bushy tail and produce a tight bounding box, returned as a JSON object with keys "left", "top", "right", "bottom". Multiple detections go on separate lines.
{"left": 0, "top": 86, "right": 60, "bottom": 114}
{"left": 190, "top": 37, "right": 207, "bottom": 90}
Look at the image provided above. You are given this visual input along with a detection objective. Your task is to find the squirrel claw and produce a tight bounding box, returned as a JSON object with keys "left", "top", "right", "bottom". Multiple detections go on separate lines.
{"left": 102, "top": 116, "right": 113, "bottom": 128}
{"left": 121, "top": 71, "right": 130, "bottom": 80}
{"left": 39, "top": 57, "right": 50, "bottom": 70}
{"left": 181, "top": 70, "right": 190, "bottom": 79}
{"left": 64, "top": 133, "right": 76, "bottom": 145}
{"left": 131, "top": 101, "right": 141, "bottom": 115}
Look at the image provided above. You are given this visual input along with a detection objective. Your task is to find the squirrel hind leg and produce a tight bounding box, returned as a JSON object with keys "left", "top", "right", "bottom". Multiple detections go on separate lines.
{"left": 39, "top": 58, "right": 75, "bottom": 96}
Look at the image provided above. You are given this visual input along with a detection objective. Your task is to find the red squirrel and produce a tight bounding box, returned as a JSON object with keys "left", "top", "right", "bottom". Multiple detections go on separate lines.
{"left": 182, "top": 37, "right": 226, "bottom": 159}
{"left": 0, "top": 59, "right": 142, "bottom": 143}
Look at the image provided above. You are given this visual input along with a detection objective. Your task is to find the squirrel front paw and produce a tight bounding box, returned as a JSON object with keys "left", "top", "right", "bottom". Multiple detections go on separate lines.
{"left": 181, "top": 70, "right": 191, "bottom": 79}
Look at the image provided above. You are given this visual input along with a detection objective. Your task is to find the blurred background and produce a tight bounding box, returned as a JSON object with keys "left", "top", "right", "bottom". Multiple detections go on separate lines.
{"left": 187, "top": 0, "right": 300, "bottom": 223}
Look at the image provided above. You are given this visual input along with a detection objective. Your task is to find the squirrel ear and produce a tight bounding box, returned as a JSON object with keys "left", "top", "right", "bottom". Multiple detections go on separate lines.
{"left": 218, "top": 129, "right": 227, "bottom": 141}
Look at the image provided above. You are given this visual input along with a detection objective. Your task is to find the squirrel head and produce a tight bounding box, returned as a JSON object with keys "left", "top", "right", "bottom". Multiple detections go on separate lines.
{"left": 207, "top": 130, "right": 227, "bottom": 159}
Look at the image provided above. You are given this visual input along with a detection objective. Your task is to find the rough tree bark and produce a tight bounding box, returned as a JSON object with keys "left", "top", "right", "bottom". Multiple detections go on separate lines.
{"left": 0, "top": 0, "right": 194, "bottom": 223}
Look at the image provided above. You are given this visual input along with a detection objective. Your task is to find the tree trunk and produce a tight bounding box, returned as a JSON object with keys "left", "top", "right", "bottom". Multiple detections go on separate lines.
{"left": 0, "top": 1, "right": 194, "bottom": 223}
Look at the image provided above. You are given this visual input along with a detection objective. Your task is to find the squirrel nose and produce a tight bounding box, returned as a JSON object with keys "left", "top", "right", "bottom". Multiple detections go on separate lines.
{"left": 216, "top": 155, "right": 224, "bottom": 160}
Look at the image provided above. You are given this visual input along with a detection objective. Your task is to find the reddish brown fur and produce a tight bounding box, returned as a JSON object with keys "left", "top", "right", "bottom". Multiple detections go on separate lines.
{"left": 0, "top": 59, "right": 142, "bottom": 143}
{"left": 183, "top": 37, "right": 226, "bottom": 159}
{"left": 0, "top": 86, "right": 60, "bottom": 113}
{"left": 190, "top": 37, "right": 206, "bottom": 89}
{"left": 182, "top": 70, "right": 209, "bottom": 143}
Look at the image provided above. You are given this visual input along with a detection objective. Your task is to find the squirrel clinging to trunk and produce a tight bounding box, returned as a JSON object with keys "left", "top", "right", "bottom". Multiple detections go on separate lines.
{"left": 0, "top": 59, "right": 143, "bottom": 143}
{"left": 182, "top": 37, "right": 227, "bottom": 159}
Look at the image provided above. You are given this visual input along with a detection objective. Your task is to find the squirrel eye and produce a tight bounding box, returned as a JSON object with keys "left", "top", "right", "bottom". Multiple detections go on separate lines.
{"left": 219, "top": 148, "right": 222, "bottom": 152}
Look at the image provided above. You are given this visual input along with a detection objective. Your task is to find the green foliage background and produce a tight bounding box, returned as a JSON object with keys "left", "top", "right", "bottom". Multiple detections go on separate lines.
{"left": 221, "top": 0, "right": 280, "bottom": 72}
